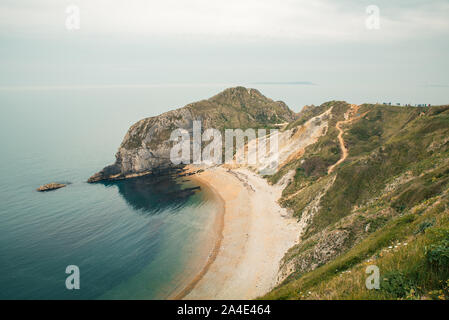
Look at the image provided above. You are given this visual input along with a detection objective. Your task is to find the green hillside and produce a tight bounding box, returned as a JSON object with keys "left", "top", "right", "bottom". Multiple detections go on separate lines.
{"left": 264, "top": 103, "right": 449, "bottom": 300}
{"left": 122, "top": 87, "right": 296, "bottom": 151}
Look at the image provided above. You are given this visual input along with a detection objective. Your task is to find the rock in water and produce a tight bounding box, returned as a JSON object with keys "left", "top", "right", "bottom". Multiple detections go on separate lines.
{"left": 36, "top": 183, "right": 66, "bottom": 192}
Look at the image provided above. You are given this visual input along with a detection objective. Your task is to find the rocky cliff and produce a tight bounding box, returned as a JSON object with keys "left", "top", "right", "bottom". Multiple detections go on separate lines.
{"left": 88, "top": 87, "right": 296, "bottom": 182}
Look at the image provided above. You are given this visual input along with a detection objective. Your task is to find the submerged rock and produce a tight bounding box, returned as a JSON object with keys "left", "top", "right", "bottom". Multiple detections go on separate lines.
{"left": 36, "top": 183, "right": 66, "bottom": 192}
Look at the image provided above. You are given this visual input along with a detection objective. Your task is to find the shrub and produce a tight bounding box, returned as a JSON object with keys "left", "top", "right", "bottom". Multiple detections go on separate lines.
{"left": 301, "top": 157, "right": 327, "bottom": 177}
{"left": 381, "top": 270, "right": 416, "bottom": 299}
{"left": 426, "top": 240, "right": 449, "bottom": 270}
{"left": 414, "top": 219, "right": 435, "bottom": 235}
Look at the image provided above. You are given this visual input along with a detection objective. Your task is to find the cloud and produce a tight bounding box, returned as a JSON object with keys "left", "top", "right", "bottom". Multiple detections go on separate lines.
{"left": 0, "top": 0, "right": 448, "bottom": 42}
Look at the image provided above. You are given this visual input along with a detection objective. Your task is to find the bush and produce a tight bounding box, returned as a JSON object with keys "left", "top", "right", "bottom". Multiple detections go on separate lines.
{"left": 381, "top": 270, "right": 416, "bottom": 299}
{"left": 425, "top": 227, "right": 449, "bottom": 269}
{"left": 301, "top": 157, "right": 327, "bottom": 177}
{"left": 414, "top": 219, "right": 435, "bottom": 235}
{"left": 426, "top": 240, "right": 449, "bottom": 270}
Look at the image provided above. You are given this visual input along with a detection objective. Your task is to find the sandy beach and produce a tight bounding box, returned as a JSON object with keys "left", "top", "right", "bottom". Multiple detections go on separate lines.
{"left": 175, "top": 166, "right": 301, "bottom": 300}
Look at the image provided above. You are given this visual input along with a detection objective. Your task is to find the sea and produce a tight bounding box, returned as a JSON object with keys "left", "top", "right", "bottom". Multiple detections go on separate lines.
{"left": 0, "top": 83, "right": 350, "bottom": 299}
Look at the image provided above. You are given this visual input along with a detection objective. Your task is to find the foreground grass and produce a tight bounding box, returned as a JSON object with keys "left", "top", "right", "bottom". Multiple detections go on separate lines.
{"left": 263, "top": 195, "right": 449, "bottom": 300}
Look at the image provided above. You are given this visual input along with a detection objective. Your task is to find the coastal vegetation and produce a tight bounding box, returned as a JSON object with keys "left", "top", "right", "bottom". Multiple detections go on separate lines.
{"left": 92, "top": 87, "right": 449, "bottom": 300}
{"left": 263, "top": 102, "right": 449, "bottom": 300}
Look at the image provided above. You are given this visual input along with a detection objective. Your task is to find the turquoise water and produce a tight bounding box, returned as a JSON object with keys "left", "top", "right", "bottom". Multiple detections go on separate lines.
{"left": 0, "top": 87, "right": 226, "bottom": 299}
{"left": 0, "top": 84, "right": 316, "bottom": 299}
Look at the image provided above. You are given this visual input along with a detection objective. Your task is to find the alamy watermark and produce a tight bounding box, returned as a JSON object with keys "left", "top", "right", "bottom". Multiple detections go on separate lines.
{"left": 365, "top": 265, "right": 380, "bottom": 290}
{"left": 65, "top": 265, "right": 80, "bottom": 290}
{"left": 170, "top": 121, "right": 280, "bottom": 175}
{"left": 65, "top": 5, "right": 80, "bottom": 30}
{"left": 365, "top": 5, "right": 380, "bottom": 30}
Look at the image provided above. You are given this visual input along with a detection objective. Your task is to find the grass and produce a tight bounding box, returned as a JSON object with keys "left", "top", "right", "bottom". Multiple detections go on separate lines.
{"left": 268, "top": 101, "right": 350, "bottom": 185}
{"left": 122, "top": 86, "right": 296, "bottom": 151}
{"left": 285, "top": 103, "right": 331, "bottom": 131}
{"left": 280, "top": 175, "right": 334, "bottom": 220}
{"left": 263, "top": 194, "right": 449, "bottom": 300}
{"left": 263, "top": 103, "right": 449, "bottom": 300}
{"left": 294, "top": 104, "right": 449, "bottom": 239}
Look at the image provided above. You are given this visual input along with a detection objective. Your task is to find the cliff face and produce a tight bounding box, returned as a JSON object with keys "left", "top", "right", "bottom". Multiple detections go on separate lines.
{"left": 88, "top": 87, "right": 296, "bottom": 182}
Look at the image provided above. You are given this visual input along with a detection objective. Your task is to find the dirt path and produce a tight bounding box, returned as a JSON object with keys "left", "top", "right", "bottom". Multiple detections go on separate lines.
{"left": 327, "top": 104, "right": 364, "bottom": 174}
{"left": 285, "top": 105, "right": 363, "bottom": 201}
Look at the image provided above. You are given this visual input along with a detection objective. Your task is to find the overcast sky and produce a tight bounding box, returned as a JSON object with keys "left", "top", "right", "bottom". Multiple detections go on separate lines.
{"left": 0, "top": 0, "right": 448, "bottom": 104}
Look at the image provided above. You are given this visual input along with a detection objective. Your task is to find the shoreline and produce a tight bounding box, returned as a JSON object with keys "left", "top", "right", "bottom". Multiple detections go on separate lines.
{"left": 172, "top": 166, "right": 301, "bottom": 300}
{"left": 169, "top": 174, "right": 225, "bottom": 300}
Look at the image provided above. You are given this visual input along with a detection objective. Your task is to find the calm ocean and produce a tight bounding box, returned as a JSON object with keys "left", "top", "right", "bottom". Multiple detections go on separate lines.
{"left": 0, "top": 85, "right": 231, "bottom": 299}
{"left": 0, "top": 84, "right": 312, "bottom": 299}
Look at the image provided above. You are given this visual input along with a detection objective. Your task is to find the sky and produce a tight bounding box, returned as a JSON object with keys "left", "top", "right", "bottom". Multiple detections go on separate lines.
{"left": 0, "top": 0, "right": 448, "bottom": 106}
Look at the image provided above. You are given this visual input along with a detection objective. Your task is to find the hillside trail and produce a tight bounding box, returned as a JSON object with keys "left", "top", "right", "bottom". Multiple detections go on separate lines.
{"left": 233, "top": 105, "right": 365, "bottom": 203}
{"left": 283, "top": 104, "right": 366, "bottom": 202}
{"left": 327, "top": 104, "right": 366, "bottom": 174}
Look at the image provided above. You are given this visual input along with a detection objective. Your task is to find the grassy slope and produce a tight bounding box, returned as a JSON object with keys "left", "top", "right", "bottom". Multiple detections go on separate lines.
{"left": 191, "top": 86, "right": 296, "bottom": 130}
{"left": 264, "top": 195, "right": 449, "bottom": 300}
{"left": 264, "top": 103, "right": 449, "bottom": 300}
{"left": 122, "top": 87, "right": 296, "bottom": 150}
{"left": 267, "top": 101, "right": 348, "bottom": 185}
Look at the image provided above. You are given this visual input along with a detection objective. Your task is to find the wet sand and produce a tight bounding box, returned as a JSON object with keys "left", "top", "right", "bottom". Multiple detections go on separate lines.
{"left": 169, "top": 176, "right": 225, "bottom": 299}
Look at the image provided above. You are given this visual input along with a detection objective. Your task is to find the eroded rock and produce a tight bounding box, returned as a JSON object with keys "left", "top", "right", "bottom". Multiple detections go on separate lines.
{"left": 36, "top": 183, "right": 66, "bottom": 192}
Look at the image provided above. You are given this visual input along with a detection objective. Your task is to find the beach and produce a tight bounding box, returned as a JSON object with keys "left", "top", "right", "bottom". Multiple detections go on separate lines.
{"left": 175, "top": 166, "right": 301, "bottom": 300}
